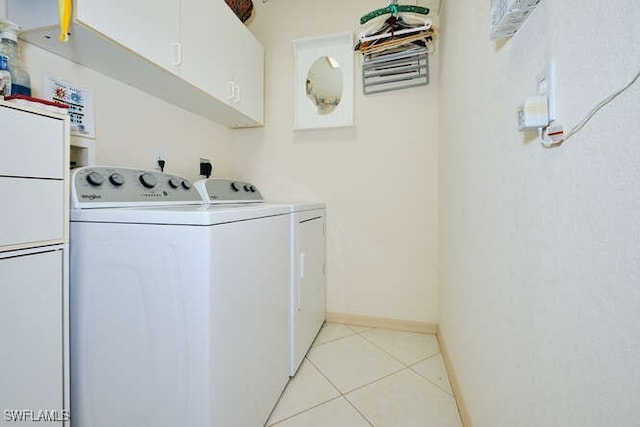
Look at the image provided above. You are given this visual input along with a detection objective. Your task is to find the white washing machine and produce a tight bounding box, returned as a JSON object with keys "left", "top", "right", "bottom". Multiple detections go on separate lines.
{"left": 195, "top": 178, "right": 326, "bottom": 376}
{"left": 69, "top": 167, "right": 290, "bottom": 427}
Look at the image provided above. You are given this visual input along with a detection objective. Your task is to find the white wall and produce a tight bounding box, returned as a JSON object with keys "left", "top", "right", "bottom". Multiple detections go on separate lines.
{"left": 439, "top": 0, "right": 640, "bottom": 425}
{"left": 234, "top": 0, "right": 440, "bottom": 323}
{"left": 2, "top": 0, "right": 235, "bottom": 181}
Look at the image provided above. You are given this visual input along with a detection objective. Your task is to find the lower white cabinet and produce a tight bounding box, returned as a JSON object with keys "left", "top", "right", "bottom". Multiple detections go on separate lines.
{"left": 0, "top": 101, "right": 70, "bottom": 426}
{"left": 0, "top": 249, "right": 66, "bottom": 426}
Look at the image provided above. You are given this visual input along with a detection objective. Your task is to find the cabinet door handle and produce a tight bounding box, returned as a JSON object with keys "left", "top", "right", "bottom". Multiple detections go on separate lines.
{"left": 171, "top": 42, "right": 182, "bottom": 66}
{"left": 227, "top": 81, "right": 235, "bottom": 100}
{"left": 233, "top": 84, "right": 241, "bottom": 103}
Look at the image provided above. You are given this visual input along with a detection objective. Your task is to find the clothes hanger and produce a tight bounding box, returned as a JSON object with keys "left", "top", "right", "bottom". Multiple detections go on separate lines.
{"left": 359, "top": 16, "right": 432, "bottom": 43}
{"left": 360, "top": 1, "right": 430, "bottom": 25}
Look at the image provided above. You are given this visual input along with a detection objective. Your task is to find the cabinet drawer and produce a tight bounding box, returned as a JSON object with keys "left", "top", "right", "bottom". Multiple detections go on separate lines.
{"left": 0, "top": 106, "right": 65, "bottom": 179}
{"left": 0, "top": 178, "right": 65, "bottom": 249}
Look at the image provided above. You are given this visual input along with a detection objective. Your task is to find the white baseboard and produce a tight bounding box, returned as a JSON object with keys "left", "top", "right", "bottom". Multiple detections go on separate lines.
{"left": 326, "top": 312, "right": 438, "bottom": 334}
{"left": 437, "top": 327, "right": 472, "bottom": 427}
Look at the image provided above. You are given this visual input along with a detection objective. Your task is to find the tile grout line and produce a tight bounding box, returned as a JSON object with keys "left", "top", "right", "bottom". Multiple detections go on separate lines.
{"left": 311, "top": 324, "right": 358, "bottom": 348}
{"left": 408, "top": 352, "right": 455, "bottom": 396}
{"left": 342, "top": 365, "right": 411, "bottom": 395}
{"left": 307, "top": 353, "right": 419, "bottom": 426}
{"left": 343, "top": 394, "right": 375, "bottom": 427}
{"left": 408, "top": 360, "right": 455, "bottom": 397}
{"left": 309, "top": 333, "right": 409, "bottom": 396}
{"left": 277, "top": 324, "right": 456, "bottom": 426}
{"left": 357, "top": 328, "right": 440, "bottom": 369}
{"left": 266, "top": 395, "right": 344, "bottom": 426}
{"left": 272, "top": 353, "right": 381, "bottom": 427}
{"left": 304, "top": 356, "right": 344, "bottom": 396}
{"left": 331, "top": 326, "right": 457, "bottom": 402}
{"left": 313, "top": 325, "right": 445, "bottom": 396}
{"left": 267, "top": 395, "right": 344, "bottom": 427}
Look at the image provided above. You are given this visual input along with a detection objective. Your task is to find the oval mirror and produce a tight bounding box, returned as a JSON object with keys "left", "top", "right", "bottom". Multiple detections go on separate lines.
{"left": 305, "top": 56, "right": 343, "bottom": 115}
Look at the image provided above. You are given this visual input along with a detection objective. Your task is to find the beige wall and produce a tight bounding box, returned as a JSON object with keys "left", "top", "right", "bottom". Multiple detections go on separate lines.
{"left": 12, "top": 23, "right": 235, "bottom": 180}
{"left": 2, "top": 0, "right": 438, "bottom": 322}
{"left": 234, "top": 0, "right": 440, "bottom": 323}
{"left": 439, "top": 0, "right": 640, "bottom": 425}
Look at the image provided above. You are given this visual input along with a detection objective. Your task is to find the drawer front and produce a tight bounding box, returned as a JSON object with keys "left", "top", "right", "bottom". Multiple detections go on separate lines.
{"left": 0, "top": 178, "right": 65, "bottom": 249}
{"left": 0, "top": 106, "right": 65, "bottom": 179}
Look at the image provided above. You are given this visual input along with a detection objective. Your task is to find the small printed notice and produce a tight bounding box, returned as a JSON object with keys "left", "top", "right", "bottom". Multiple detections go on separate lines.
{"left": 44, "top": 75, "right": 96, "bottom": 138}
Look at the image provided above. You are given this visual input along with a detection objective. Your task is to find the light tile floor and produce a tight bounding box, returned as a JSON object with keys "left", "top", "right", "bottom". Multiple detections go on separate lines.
{"left": 267, "top": 323, "right": 462, "bottom": 427}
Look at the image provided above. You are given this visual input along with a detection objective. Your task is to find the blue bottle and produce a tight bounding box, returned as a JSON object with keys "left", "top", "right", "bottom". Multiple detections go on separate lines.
{"left": 0, "top": 54, "right": 11, "bottom": 96}
{"left": 0, "top": 21, "right": 31, "bottom": 96}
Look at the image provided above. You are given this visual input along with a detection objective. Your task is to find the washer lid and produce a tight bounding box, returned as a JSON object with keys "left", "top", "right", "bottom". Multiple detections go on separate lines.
{"left": 70, "top": 203, "right": 290, "bottom": 225}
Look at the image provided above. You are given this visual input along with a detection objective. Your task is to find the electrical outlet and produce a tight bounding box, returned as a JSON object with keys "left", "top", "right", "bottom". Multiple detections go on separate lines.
{"left": 199, "top": 158, "right": 213, "bottom": 177}
{"left": 154, "top": 151, "right": 165, "bottom": 171}
{"left": 537, "top": 62, "right": 556, "bottom": 121}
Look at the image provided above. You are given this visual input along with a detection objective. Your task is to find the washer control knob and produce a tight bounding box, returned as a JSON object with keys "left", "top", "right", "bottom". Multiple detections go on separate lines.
{"left": 139, "top": 173, "right": 157, "bottom": 189}
{"left": 109, "top": 173, "right": 125, "bottom": 186}
{"left": 181, "top": 180, "right": 192, "bottom": 190}
{"left": 168, "top": 178, "right": 180, "bottom": 189}
{"left": 244, "top": 184, "right": 252, "bottom": 192}
{"left": 86, "top": 171, "right": 105, "bottom": 186}
{"left": 230, "top": 182, "right": 241, "bottom": 192}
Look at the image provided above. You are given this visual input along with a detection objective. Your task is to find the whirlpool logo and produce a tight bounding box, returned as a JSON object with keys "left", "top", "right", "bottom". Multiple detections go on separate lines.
{"left": 81, "top": 194, "right": 102, "bottom": 200}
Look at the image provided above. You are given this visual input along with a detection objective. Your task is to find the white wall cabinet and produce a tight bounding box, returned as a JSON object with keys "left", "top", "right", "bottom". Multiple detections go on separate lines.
{"left": 181, "top": 0, "right": 264, "bottom": 124}
{"left": 230, "top": 18, "right": 265, "bottom": 124}
{"left": 0, "top": 101, "right": 70, "bottom": 426}
{"left": 7, "top": 0, "right": 264, "bottom": 128}
{"left": 75, "top": 0, "right": 181, "bottom": 74}
{"left": 180, "top": 0, "right": 234, "bottom": 106}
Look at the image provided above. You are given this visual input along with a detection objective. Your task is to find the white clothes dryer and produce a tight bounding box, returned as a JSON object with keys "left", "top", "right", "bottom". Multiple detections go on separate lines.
{"left": 70, "top": 167, "right": 290, "bottom": 427}
{"left": 195, "top": 178, "right": 326, "bottom": 377}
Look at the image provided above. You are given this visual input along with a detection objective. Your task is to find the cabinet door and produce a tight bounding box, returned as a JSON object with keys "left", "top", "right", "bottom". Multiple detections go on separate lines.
{"left": 297, "top": 216, "right": 326, "bottom": 320}
{"left": 230, "top": 18, "right": 265, "bottom": 125}
{"left": 180, "top": 0, "right": 234, "bottom": 104}
{"left": 292, "top": 213, "right": 326, "bottom": 373}
{"left": 0, "top": 250, "right": 64, "bottom": 425}
{"left": 75, "top": 0, "right": 181, "bottom": 73}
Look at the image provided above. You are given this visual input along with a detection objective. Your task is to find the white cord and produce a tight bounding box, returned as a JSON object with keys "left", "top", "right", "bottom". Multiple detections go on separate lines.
{"left": 541, "top": 69, "right": 640, "bottom": 148}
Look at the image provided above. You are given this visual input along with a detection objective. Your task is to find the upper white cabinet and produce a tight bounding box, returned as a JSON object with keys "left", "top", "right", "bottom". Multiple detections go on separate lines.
{"left": 181, "top": 0, "right": 234, "bottom": 105}
{"left": 7, "top": 0, "right": 264, "bottom": 128}
{"left": 230, "top": 17, "right": 265, "bottom": 124}
{"left": 75, "top": 0, "right": 182, "bottom": 74}
{"left": 180, "top": 0, "right": 264, "bottom": 125}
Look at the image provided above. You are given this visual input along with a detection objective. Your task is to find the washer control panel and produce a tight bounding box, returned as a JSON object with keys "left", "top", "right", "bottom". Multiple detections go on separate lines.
{"left": 72, "top": 166, "right": 202, "bottom": 208}
{"left": 194, "top": 178, "right": 263, "bottom": 204}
